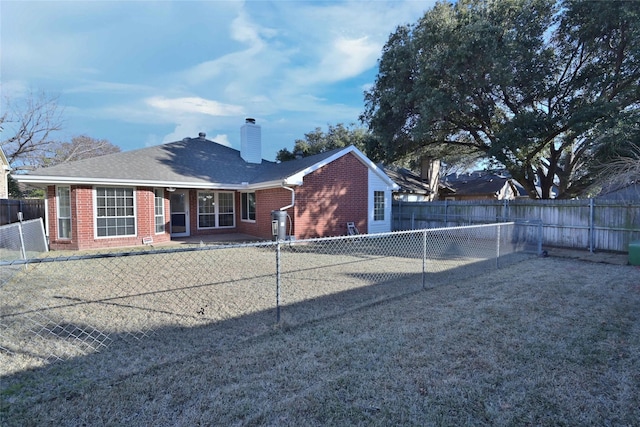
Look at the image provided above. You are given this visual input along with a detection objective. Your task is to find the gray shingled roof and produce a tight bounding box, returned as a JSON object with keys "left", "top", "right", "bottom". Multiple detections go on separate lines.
{"left": 19, "top": 137, "right": 350, "bottom": 187}
{"left": 378, "top": 165, "right": 432, "bottom": 194}
{"left": 442, "top": 173, "right": 517, "bottom": 196}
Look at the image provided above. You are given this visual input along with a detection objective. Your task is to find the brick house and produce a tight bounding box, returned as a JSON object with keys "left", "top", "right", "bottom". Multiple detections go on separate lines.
{"left": 15, "top": 119, "right": 398, "bottom": 251}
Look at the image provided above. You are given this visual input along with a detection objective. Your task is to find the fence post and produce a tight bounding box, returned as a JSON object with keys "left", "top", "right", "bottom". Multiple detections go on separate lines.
{"left": 275, "top": 241, "right": 281, "bottom": 323}
{"left": 422, "top": 229, "right": 427, "bottom": 289}
{"left": 444, "top": 200, "right": 448, "bottom": 224}
{"left": 589, "top": 198, "right": 595, "bottom": 253}
{"left": 17, "top": 212, "right": 27, "bottom": 261}
{"left": 496, "top": 223, "right": 501, "bottom": 269}
{"left": 537, "top": 220, "right": 543, "bottom": 255}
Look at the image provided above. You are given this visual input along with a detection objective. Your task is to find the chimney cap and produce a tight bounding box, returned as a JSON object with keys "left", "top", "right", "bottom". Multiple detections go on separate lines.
{"left": 198, "top": 132, "right": 206, "bottom": 139}
{"left": 245, "top": 118, "right": 256, "bottom": 124}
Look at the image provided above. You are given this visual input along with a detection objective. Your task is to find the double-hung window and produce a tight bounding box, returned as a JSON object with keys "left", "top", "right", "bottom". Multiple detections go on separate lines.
{"left": 198, "top": 191, "right": 235, "bottom": 229}
{"left": 241, "top": 192, "right": 256, "bottom": 221}
{"left": 57, "top": 186, "right": 71, "bottom": 239}
{"left": 154, "top": 188, "right": 165, "bottom": 233}
{"left": 374, "top": 191, "right": 385, "bottom": 221}
{"left": 95, "top": 187, "right": 136, "bottom": 237}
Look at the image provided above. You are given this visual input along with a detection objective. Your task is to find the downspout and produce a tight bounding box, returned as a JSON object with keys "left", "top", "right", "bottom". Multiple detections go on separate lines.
{"left": 280, "top": 183, "right": 295, "bottom": 238}
{"left": 280, "top": 183, "right": 295, "bottom": 211}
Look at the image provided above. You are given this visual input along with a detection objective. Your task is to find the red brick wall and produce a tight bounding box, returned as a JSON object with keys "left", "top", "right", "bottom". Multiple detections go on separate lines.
{"left": 294, "top": 152, "right": 368, "bottom": 239}
{"left": 44, "top": 152, "right": 369, "bottom": 249}
{"left": 48, "top": 185, "right": 171, "bottom": 251}
{"left": 236, "top": 187, "right": 295, "bottom": 239}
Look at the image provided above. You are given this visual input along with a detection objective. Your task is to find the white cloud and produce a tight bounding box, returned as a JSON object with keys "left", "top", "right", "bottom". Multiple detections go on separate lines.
{"left": 145, "top": 96, "right": 245, "bottom": 117}
{"left": 210, "top": 134, "right": 232, "bottom": 147}
{"left": 66, "top": 80, "right": 155, "bottom": 95}
{"left": 1, "top": 0, "right": 436, "bottom": 158}
{"left": 291, "top": 35, "right": 381, "bottom": 85}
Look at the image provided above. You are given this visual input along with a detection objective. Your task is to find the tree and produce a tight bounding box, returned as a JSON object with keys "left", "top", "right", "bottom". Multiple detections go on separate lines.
{"left": 40, "top": 135, "right": 121, "bottom": 167}
{"left": 276, "top": 123, "right": 377, "bottom": 162}
{"left": 589, "top": 115, "right": 640, "bottom": 196}
{"left": 1, "top": 92, "right": 120, "bottom": 172}
{"left": 1, "top": 91, "right": 64, "bottom": 172}
{"left": 362, "top": 0, "right": 640, "bottom": 198}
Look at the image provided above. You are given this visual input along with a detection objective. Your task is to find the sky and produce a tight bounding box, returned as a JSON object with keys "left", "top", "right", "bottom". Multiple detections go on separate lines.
{"left": 1, "top": 0, "right": 435, "bottom": 161}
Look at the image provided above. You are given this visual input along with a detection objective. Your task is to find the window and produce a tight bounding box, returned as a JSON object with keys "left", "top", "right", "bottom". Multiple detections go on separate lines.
{"left": 57, "top": 186, "right": 71, "bottom": 239}
{"left": 198, "top": 191, "right": 235, "bottom": 229}
{"left": 374, "top": 191, "right": 385, "bottom": 221}
{"left": 198, "top": 192, "right": 216, "bottom": 228}
{"left": 241, "top": 192, "right": 256, "bottom": 221}
{"left": 154, "top": 188, "right": 165, "bottom": 233}
{"left": 218, "top": 192, "right": 234, "bottom": 227}
{"left": 95, "top": 187, "right": 136, "bottom": 237}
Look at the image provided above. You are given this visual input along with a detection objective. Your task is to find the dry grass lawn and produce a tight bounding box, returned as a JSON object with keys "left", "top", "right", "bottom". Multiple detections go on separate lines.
{"left": 2, "top": 256, "right": 640, "bottom": 426}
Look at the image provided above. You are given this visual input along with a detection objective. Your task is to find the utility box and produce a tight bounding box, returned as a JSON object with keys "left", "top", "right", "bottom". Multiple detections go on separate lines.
{"left": 629, "top": 241, "right": 640, "bottom": 266}
{"left": 271, "top": 210, "right": 288, "bottom": 241}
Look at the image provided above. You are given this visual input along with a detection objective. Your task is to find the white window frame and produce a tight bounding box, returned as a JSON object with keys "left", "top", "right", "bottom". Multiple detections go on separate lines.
{"left": 94, "top": 186, "right": 137, "bottom": 238}
{"left": 373, "top": 190, "right": 385, "bottom": 221}
{"left": 197, "top": 191, "right": 236, "bottom": 229}
{"left": 241, "top": 192, "right": 256, "bottom": 222}
{"left": 56, "top": 185, "right": 72, "bottom": 239}
{"left": 154, "top": 188, "right": 165, "bottom": 234}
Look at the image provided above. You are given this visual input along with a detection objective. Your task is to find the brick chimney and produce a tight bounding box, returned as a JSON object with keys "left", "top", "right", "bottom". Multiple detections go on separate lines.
{"left": 241, "top": 118, "right": 262, "bottom": 164}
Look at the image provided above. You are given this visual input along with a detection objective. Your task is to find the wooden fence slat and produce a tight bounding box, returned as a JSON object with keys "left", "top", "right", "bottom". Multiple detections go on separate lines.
{"left": 0, "top": 199, "right": 46, "bottom": 226}
{"left": 393, "top": 199, "right": 640, "bottom": 253}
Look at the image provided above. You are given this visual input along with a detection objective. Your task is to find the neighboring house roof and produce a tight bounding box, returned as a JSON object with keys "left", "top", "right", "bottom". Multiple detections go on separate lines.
{"left": 378, "top": 165, "right": 432, "bottom": 195}
{"left": 16, "top": 137, "right": 398, "bottom": 191}
{"left": 442, "top": 171, "right": 523, "bottom": 198}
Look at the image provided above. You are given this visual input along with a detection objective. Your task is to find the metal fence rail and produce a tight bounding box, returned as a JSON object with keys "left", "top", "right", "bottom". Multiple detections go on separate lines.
{"left": 1, "top": 222, "right": 537, "bottom": 374}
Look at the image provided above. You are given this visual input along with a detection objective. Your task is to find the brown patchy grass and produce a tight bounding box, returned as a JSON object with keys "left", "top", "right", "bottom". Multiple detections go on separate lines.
{"left": 2, "top": 256, "right": 640, "bottom": 426}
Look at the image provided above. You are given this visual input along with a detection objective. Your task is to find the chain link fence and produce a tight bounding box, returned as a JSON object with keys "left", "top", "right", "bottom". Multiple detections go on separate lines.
{"left": 1, "top": 222, "right": 538, "bottom": 374}
{"left": 0, "top": 218, "right": 49, "bottom": 261}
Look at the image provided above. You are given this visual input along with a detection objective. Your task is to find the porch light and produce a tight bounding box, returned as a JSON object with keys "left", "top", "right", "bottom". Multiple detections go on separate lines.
{"left": 166, "top": 187, "right": 176, "bottom": 192}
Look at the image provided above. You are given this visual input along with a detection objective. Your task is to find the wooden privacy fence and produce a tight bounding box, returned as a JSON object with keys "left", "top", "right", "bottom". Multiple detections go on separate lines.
{"left": 0, "top": 199, "right": 46, "bottom": 226}
{"left": 393, "top": 199, "right": 640, "bottom": 253}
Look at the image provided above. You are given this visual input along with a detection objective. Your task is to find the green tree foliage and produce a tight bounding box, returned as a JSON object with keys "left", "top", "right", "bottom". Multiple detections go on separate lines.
{"left": 7, "top": 175, "right": 23, "bottom": 198}
{"left": 276, "top": 123, "right": 379, "bottom": 162}
{"left": 362, "top": 0, "right": 640, "bottom": 198}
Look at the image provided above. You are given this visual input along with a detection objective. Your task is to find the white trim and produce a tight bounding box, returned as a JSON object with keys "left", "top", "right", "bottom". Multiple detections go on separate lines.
{"left": 15, "top": 174, "right": 289, "bottom": 192}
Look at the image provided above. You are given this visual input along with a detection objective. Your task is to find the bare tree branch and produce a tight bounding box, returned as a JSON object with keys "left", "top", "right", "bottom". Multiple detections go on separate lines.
{"left": 0, "top": 90, "right": 65, "bottom": 172}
